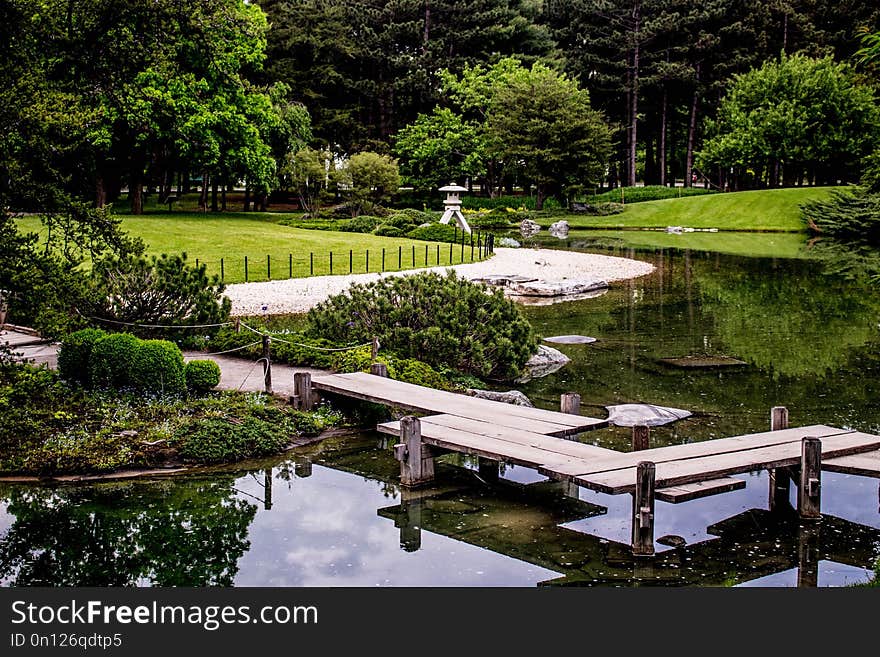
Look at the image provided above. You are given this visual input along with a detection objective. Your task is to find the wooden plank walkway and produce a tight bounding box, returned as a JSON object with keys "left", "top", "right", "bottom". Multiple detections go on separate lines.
{"left": 313, "top": 372, "right": 608, "bottom": 435}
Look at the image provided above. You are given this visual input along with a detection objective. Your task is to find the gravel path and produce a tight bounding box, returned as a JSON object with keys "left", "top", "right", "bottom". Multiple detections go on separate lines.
{"left": 224, "top": 247, "right": 655, "bottom": 315}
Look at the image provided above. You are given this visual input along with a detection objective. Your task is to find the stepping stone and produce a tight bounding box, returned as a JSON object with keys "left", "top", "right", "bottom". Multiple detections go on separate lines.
{"left": 657, "top": 534, "right": 687, "bottom": 548}
{"left": 604, "top": 403, "right": 692, "bottom": 427}
{"left": 658, "top": 355, "right": 747, "bottom": 368}
{"left": 543, "top": 335, "right": 597, "bottom": 345}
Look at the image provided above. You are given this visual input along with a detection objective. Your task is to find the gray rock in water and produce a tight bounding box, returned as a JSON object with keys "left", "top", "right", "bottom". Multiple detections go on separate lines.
{"left": 657, "top": 534, "right": 687, "bottom": 548}
{"left": 509, "top": 279, "right": 608, "bottom": 297}
{"left": 548, "top": 220, "right": 570, "bottom": 238}
{"left": 466, "top": 389, "right": 534, "bottom": 407}
{"left": 520, "top": 219, "right": 541, "bottom": 237}
{"left": 516, "top": 345, "right": 570, "bottom": 382}
{"left": 605, "top": 403, "right": 692, "bottom": 427}
{"left": 543, "top": 335, "right": 597, "bottom": 344}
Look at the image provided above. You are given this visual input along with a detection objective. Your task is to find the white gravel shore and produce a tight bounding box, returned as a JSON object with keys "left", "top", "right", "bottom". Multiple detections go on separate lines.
{"left": 224, "top": 247, "right": 655, "bottom": 315}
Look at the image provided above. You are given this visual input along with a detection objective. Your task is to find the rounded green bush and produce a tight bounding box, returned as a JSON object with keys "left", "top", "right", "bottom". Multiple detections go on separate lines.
{"left": 185, "top": 359, "right": 221, "bottom": 392}
{"left": 88, "top": 333, "right": 141, "bottom": 389}
{"left": 131, "top": 339, "right": 186, "bottom": 395}
{"left": 337, "top": 215, "right": 382, "bottom": 233}
{"left": 373, "top": 224, "right": 406, "bottom": 237}
{"left": 176, "top": 417, "right": 287, "bottom": 464}
{"left": 57, "top": 328, "right": 108, "bottom": 385}
{"left": 406, "top": 223, "right": 457, "bottom": 242}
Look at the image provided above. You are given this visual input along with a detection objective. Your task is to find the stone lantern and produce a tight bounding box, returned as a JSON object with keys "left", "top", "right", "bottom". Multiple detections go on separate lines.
{"left": 438, "top": 183, "right": 471, "bottom": 234}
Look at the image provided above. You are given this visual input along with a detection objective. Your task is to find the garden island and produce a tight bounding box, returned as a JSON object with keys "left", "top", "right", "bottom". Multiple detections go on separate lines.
{"left": 1, "top": 0, "right": 880, "bottom": 587}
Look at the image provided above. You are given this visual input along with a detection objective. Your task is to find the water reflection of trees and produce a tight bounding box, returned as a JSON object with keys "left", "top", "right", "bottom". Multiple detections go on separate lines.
{"left": 0, "top": 478, "right": 256, "bottom": 586}
{"left": 697, "top": 258, "right": 880, "bottom": 378}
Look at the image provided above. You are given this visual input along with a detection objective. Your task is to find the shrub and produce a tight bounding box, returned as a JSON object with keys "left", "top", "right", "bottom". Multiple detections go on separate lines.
{"left": 497, "top": 237, "right": 521, "bottom": 248}
{"left": 406, "top": 223, "right": 458, "bottom": 242}
{"left": 373, "top": 224, "right": 406, "bottom": 237}
{"left": 88, "top": 333, "right": 141, "bottom": 389}
{"left": 306, "top": 271, "right": 538, "bottom": 380}
{"left": 802, "top": 188, "right": 880, "bottom": 242}
{"left": 337, "top": 215, "right": 382, "bottom": 233}
{"left": 387, "top": 209, "right": 437, "bottom": 225}
{"left": 57, "top": 328, "right": 108, "bottom": 385}
{"left": 466, "top": 211, "right": 512, "bottom": 229}
{"left": 176, "top": 417, "right": 288, "bottom": 464}
{"left": 392, "top": 358, "right": 451, "bottom": 390}
{"left": 131, "top": 339, "right": 186, "bottom": 395}
{"left": 185, "top": 360, "right": 222, "bottom": 392}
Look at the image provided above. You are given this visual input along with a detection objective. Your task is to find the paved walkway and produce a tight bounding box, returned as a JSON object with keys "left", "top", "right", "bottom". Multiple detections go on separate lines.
{"left": 2, "top": 328, "right": 328, "bottom": 397}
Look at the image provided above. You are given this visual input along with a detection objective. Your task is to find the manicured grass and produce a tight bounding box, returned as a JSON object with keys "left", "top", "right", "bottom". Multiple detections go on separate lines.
{"left": 556, "top": 187, "right": 843, "bottom": 231}
{"left": 566, "top": 229, "right": 810, "bottom": 259}
{"left": 15, "top": 212, "right": 489, "bottom": 283}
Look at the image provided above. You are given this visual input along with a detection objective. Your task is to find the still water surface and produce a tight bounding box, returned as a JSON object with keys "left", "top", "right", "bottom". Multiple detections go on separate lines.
{"left": 2, "top": 232, "right": 879, "bottom": 586}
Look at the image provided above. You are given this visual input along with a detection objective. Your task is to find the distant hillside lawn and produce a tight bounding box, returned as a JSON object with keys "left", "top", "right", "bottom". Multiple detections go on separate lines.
{"left": 15, "top": 212, "right": 485, "bottom": 283}
{"left": 560, "top": 187, "right": 843, "bottom": 231}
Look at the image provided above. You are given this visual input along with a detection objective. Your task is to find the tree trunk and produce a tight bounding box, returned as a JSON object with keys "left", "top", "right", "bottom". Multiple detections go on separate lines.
{"left": 243, "top": 183, "right": 251, "bottom": 212}
{"left": 95, "top": 172, "right": 106, "bottom": 208}
{"left": 659, "top": 87, "right": 668, "bottom": 186}
{"left": 199, "top": 170, "right": 209, "bottom": 211}
{"left": 684, "top": 63, "right": 701, "bottom": 189}
{"left": 535, "top": 184, "right": 545, "bottom": 211}
{"left": 221, "top": 184, "right": 227, "bottom": 211}
{"left": 211, "top": 179, "right": 219, "bottom": 212}
{"left": 626, "top": 1, "right": 641, "bottom": 187}
{"left": 129, "top": 166, "right": 143, "bottom": 215}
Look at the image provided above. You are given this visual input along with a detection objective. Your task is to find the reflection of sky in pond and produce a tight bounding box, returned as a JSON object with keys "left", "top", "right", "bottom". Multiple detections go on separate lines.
{"left": 231, "top": 464, "right": 559, "bottom": 586}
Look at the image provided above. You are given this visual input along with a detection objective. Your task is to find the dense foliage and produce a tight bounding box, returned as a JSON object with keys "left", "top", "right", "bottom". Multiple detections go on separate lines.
{"left": 306, "top": 271, "right": 538, "bottom": 380}
{"left": 185, "top": 360, "right": 222, "bottom": 393}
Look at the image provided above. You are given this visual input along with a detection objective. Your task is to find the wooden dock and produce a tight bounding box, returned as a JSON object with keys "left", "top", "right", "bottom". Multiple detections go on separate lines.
{"left": 312, "top": 371, "right": 880, "bottom": 556}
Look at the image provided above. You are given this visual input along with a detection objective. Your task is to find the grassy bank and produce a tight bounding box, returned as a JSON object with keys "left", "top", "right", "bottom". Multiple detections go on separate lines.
{"left": 16, "top": 212, "right": 488, "bottom": 283}
{"left": 559, "top": 187, "right": 843, "bottom": 231}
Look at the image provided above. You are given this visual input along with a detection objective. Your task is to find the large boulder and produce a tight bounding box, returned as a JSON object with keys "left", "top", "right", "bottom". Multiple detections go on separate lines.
{"left": 516, "top": 345, "right": 570, "bottom": 382}
{"left": 520, "top": 219, "right": 541, "bottom": 237}
{"left": 465, "top": 389, "right": 534, "bottom": 407}
{"left": 548, "top": 220, "right": 570, "bottom": 238}
{"left": 509, "top": 279, "right": 608, "bottom": 297}
{"left": 605, "top": 403, "right": 692, "bottom": 427}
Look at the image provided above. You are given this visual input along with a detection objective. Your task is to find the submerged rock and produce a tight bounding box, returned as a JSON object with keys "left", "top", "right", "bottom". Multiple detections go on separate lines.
{"left": 604, "top": 403, "right": 692, "bottom": 427}
{"left": 466, "top": 389, "right": 534, "bottom": 407}
{"left": 543, "top": 335, "right": 598, "bottom": 344}
{"left": 516, "top": 345, "right": 570, "bottom": 382}
{"left": 509, "top": 279, "right": 608, "bottom": 297}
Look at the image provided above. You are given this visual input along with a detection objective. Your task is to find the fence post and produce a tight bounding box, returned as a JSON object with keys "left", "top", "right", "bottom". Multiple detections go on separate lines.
{"left": 560, "top": 393, "right": 580, "bottom": 415}
{"left": 425, "top": 243, "right": 428, "bottom": 267}
{"left": 234, "top": 318, "right": 241, "bottom": 333}
{"left": 449, "top": 240, "right": 453, "bottom": 265}
{"left": 289, "top": 253, "right": 293, "bottom": 278}
{"left": 436, "top": 243, "right": 440, "bottom": 265}
{"left": 470, "top": 233, "right": 474, "bottom": 261}
{"left": 267, "top": 254, "right": 271, "bottom": 280}
{"left": 293, "top": 372, "right": 313, "bottom": 411}
{"left": 261, "top": 334, "right": 272, "bottom": 394}
{"left": 330, "top": 251, "right": 333, "bottom": 274}
{"left": 382, "top": 248, "right": 385, "bottom": 272}
{"left": 310, "top": 252, "right": 314, "bottom": 276}
{"left": 769, "top": 406, "right": 792, "bottom": 511}
{"left": 398, "top": 245, "right": 402, "bottom": 269}
{"left": 370, "top": 362, "right": 388, "bottom": 377}
{"left": 244, "top": 255, "right": 248, "bottom": 282}
{"left": 221, "top": 258, "right": 225, "bottom": 282}
{"left": 195, "top": 257, "right": 199, "bottom": 268}
{"left": 371, "top": 336, "right": 380, "bottom": 360}
{"left": 412, "top": 245, "right": 415, "bottom": 267}
{"left": 349, "top": 249, "right": 353, "bottom": 273}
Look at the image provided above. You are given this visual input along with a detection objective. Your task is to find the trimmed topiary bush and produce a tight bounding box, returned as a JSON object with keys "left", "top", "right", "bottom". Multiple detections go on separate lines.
{"left": 185, "top": 359, "right": 222, "bottom": 392}
{"left": 373, "top": 224, "right": 406, "bottom": 237}
{"left": 57, "top": 328, "right": 108, "bottom": 385}
{"left": 88, "top": 333, "right": 141, "bottom": 389}
{"left": 307, "top": 271, "right": 538, "bottom": 380}
{"left": 406, "top": 223, "right": 457, "bottom": 242}
{"left": 336, "top": 215, "right": 382, "bottom": 233}
{"left": 131, "top": 339, "right": 186, "bottom": 395}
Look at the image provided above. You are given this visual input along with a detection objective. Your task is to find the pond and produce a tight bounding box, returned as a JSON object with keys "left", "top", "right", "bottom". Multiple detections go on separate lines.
{"left": 2, "top": 231, "right": 879, "bottom": 587}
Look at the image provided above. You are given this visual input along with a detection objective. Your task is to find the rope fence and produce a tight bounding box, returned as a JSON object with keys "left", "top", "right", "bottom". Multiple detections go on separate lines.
{"left": 190, "top": 231, "right": 495, "bottom": 284}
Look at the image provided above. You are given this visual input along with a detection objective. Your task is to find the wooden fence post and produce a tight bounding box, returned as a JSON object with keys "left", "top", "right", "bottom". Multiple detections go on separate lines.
{"left": 632, "top": 425, "right": 650, "bottom": 451}
{"left": 769, "top": 406, "right": 792, "bottom": 511}
{"left": 244, "top": 255, "right": 248, "bottom": 282}
{"left": 632, "top": 461, "right": 656, "bottom": 557}
{"left": 289, "top": 253, "right": 293, "bottom": 278}
{"left": 395, "top": 416, "right": 434, "bottom": 487}
{"left": 798, "top": 437, "right": 822, "bottom": 519}
{"left": 293, "top": 372, "right": 313, "bottom": 411}
{"left": 221, "top": 257, "right": 225, "bottom": 281}
{"left": 267, "top": 254, "right": 271, "bottom": 280}
{"left": 261, "top": 334, "right": 272, "bottom": 394}
{"left": 234, "top": 318, "right": 241, "bottom": 333}
{"left": 560, "top": 392, "right": 580, "bottom": 415}
{"left": 310, "top": 252, "right": 314, "bottom": 276}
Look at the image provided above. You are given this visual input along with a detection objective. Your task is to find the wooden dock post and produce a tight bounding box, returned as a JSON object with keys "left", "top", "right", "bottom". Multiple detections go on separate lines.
{"left": 261, "top": 334, "right": 272, "bottom": 394}
{"left": 371, "top": 336, "right": 380, "bottom": 360}
{"left": 370, "top": 362, "right": 388, "bottom": 377}
{"left": 797, "top": 522, "right": 820, "bottom": 588}
{"left": 234, "top": 317, "right": 241, "bottom": 333}
{"left": 264, "top": 468, "right": 273, "bottom": 510}
{"left": 632, "top": 425, "right": 650, "bottom": 451}
{"left": 394, "top": 416, "right": 435, "bottom": 487}
{"left": 769, "top": 406, "right": 792, "bottom": 511}
{"left": 294, "top": 457, "right": 312, "bottom": 478}
{"left": 798, "top": 437, "right": 822, "bottom": 519}
{"left": 560, "top": 392, "right": 580, "bottom": 415}
{"left": 478, "top": 457, "right": 500, "bottom": 483}
{"left": 397, "top": 491, "right": 423, "bottom": 552}
{"left": 293, "top": 372, "right": 313, "bottom": 411}
{"left": 632, "top": 461, "right": 656, "bottom": 557}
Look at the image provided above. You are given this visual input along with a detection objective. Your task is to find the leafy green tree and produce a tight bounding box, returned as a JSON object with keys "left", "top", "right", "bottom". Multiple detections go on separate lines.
{"left": 485, "top": 63, "right": 612, "bottom": 209}
{"left": 699, "top": 54, "right": 880, "bottom": 189}
{"left": 393, "top": 108, "right": 487, "bottom": 191}
{"left": 336, "top": 152, "right": 401, "bottom": 215}
{"left": 285, "top": 147, "right": 333, "bottom": 214}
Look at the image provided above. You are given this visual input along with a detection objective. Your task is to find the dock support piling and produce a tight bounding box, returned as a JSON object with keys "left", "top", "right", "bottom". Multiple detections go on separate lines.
{"left": 371, "top": 336, "right": 379, "bottom": 360}
{"left": 560, "top": 392, "right": 581, "bottom": 415}
{"left": 478, "top": 457, "right": 500, "bottom": 483}
{"left": 370, "top": 362, "right": 388, "bottom": 377}
{"left": 769, "top": 406, "right": 793, "bottom": 511}
{"left": 632, "top": 425, "right": 650, "bottom": 451}
{"left": 798, "top": 437, "right": 822, "bottom": 519}
{"left": 397, "top": 490, "right": 423, "bottom": 552}
{"left": 293, "top": 372, "right": 314, "bottom": 411}
{"left": 796, "top": 522, "right": 821, "bottom": 588}
{"left": 264, "top": 468, "right": 273, "bottom": 510}
{"left": 261, "top": 335, "right": 272, "bottom": 394}
{"left": 396, "top": 416, "right": 435, "bottom": 488}
{"left": 632, "top": 461, "right": 656, "bottom": 557}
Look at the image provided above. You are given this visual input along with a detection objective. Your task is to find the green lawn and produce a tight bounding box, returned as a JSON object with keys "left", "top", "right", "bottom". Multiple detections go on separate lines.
{"left": 566, "top": 229, "right": 810, "bottom": 259}
{"left": 557, "top": 187, "right": 843, "bottom": 231}
{"left": 15, "top": 212, "right": 488, "bottom": 283}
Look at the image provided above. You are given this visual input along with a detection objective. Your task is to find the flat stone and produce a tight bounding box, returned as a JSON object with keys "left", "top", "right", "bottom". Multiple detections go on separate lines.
{"left": 509, "top": 279, "right": 608, "bottom": 297}
{"left": 465, "top": 389, "right": 534, "bottom": 407}
{"left": 604, "top": 403, "right": 692, "bottom": 427}
{"left": 516, "top": 345, "right": 570, "bottom": 383}
{"left": 543, "top": 335, "right": 597, "bottom": 345}
{"left": 657, "top": 534, "right": 687, "bottom": 548}
{"left": 658, "top": 355, "right": 748, "bottom": 368}
{"left": 513, "top": 288, "right": 607, "bottom": 306}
